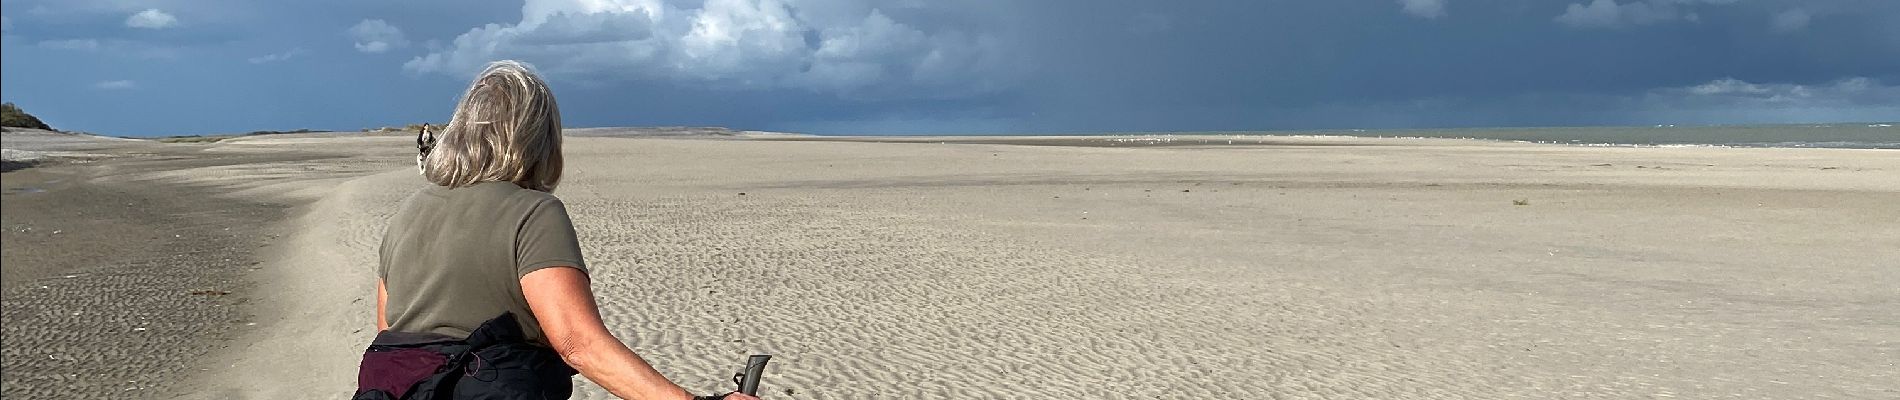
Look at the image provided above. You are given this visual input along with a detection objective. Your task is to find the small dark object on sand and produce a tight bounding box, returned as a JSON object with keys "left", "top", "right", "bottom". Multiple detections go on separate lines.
{"left": 189, "top": 290, "right": 231, "bottom": 296}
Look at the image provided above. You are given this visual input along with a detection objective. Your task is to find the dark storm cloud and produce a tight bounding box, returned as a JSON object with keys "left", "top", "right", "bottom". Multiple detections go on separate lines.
{"left": 993, "top": 0, "right": 1900, "bottom": 131}
{"left": 2, "top": 0, "right": 1895, "bottom": 135}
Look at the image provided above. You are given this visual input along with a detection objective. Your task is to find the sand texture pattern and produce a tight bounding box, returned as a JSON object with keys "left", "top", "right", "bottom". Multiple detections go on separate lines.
{"left": 0, "top": 134, "right": 395, "bottom": 399}
{"left": 7, "top": 133, "right": 1897, "bottom": 399}
{"left": 549, "top": 138, "right": 1900, "bottom": 399}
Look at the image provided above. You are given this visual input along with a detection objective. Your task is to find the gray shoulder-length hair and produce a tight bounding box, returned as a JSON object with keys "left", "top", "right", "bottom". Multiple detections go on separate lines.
{"left": 422, "top": 60, "right": 564, "bottom": 192}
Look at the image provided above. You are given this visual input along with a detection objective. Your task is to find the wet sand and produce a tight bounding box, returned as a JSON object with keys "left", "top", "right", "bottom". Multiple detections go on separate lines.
{"left": 1, "top": 150, "right": 286, "bottom": 397}
{"left": 6, "top": 132, "right": 1898, "bottom": 399}
{"left": 1, "top": 131, "right": 403, "bottom": 399}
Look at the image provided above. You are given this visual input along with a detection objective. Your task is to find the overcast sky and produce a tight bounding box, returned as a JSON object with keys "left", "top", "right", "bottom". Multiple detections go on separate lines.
{"left": 2, "top": 0, "right": 1896, "bottom": 136}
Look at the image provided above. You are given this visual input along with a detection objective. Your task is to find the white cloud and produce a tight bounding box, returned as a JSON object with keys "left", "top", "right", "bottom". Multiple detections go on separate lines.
{"left": 1633, "top": 77, "right": 1900, "bottom": 124}
{"left": 1687, "top": 78, "right": 1771, "bottom": 95}
{"left": 405, "top": 0, "right": 1015, "bottom": 100}
{"left": 93, "top": 80, "right": 136, "bottom": 90}
{"left": 1556, "top": 0, "right": 1676, "bottom": 28}
{"left": 1398, "top": 0, "right": 1447, "bottom": 19}
{"left": 1656, "top": 77, "right": 1896, "bottom": 107}
{"left": 1553, "top": 0, "right": 1741, "bottom": 29}
{"left": 1770, "top": 8, "right": 1809, "bottom": 33}
{"left": 349, "top": 19, "right": 409, "bottom": 53}
{"left": 38, "top": 39, "right": 102, "bottom": 51}
{"left": 34, "top": 38, "right": 179, "bottom": 59}
{"left": 249, "top": 48, "right": 309, "bottom": 64}
{"left": 125, "top": 8, "right": 178, "bottom": 29}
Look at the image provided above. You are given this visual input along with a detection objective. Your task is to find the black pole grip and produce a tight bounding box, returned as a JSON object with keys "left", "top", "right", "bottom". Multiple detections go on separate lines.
{"left": 736, "top": 354, "right": 771, "bottom": 396}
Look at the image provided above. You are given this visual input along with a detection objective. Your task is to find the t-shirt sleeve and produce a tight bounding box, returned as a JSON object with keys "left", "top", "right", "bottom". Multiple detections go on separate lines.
{"left": 377, "top": 227, "right": 391, "bottom": 280}
{"left": 378, "top": 207, "right": 399, "bottom": 280}
{"left": 515, "top": 198, "right": 588, "bottom": 279}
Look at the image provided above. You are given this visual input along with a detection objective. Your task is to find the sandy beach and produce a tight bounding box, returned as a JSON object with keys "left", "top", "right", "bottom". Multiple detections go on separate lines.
{"left": 4, "top": 131, "right": 1896, "bottom": 399}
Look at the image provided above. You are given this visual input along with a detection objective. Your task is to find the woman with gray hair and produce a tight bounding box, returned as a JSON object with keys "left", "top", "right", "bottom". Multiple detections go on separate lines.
{"left": 356, "top": 60, "right": 761, "bottom": 400}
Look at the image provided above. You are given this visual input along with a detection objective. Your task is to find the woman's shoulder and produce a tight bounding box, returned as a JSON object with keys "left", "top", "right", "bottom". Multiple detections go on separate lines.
{"left": 496, "top": 183, "right": 563, "bottom": 205}
{"left": 468, "top": 182, "right": 566, "bottom": 216}
{"left": 391, "top": 186, "right": 441, "bottom": 215}
{"left": 409, "top": 182, "right": 564, "bottom": 216}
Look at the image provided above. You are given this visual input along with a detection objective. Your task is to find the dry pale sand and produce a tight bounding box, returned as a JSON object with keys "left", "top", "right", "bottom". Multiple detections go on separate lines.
{"left": 9, "top": 132, "right": 1895, "bottom": 399}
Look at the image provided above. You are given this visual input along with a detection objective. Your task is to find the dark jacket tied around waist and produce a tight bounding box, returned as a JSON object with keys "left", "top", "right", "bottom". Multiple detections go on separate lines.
{"left": 354, "top": 313, "right": 578, "bottom": 400}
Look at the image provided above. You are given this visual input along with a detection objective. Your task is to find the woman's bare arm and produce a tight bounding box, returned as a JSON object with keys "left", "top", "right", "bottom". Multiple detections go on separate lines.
{"left": 376, "top": 280, "right": 390, "bottom": 331}
{"left": 522, "top": 267, "right": 702, "bottom": 400}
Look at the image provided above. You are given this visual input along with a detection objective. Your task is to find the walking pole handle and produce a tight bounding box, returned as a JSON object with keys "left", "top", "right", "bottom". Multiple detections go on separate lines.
{"left": 734, "top": 354, "right": 771, "bottom": 396}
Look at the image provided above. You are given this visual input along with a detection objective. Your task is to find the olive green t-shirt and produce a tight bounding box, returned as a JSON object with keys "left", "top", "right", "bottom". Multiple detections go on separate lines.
{"left": 378, "top": 181, "right": 587, "bottom": 345}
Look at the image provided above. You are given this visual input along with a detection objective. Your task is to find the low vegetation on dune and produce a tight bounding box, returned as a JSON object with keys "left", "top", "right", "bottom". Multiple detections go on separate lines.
{"left": 157, "top": 136, "right": 234, "bottom": 143}
{"left": 2, "top": 102, "right": 53, "bottom": 131}
{"left": 363, "top": 123, "right": 442, "bottom": 133}
{"left": 157, "top": 129, "right": 322, "bottom": 143}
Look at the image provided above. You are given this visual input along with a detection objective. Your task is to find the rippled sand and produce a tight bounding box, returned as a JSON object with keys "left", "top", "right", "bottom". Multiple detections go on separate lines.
{"left": 37, "top": 133, "right": 1894, "bottom": 399}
